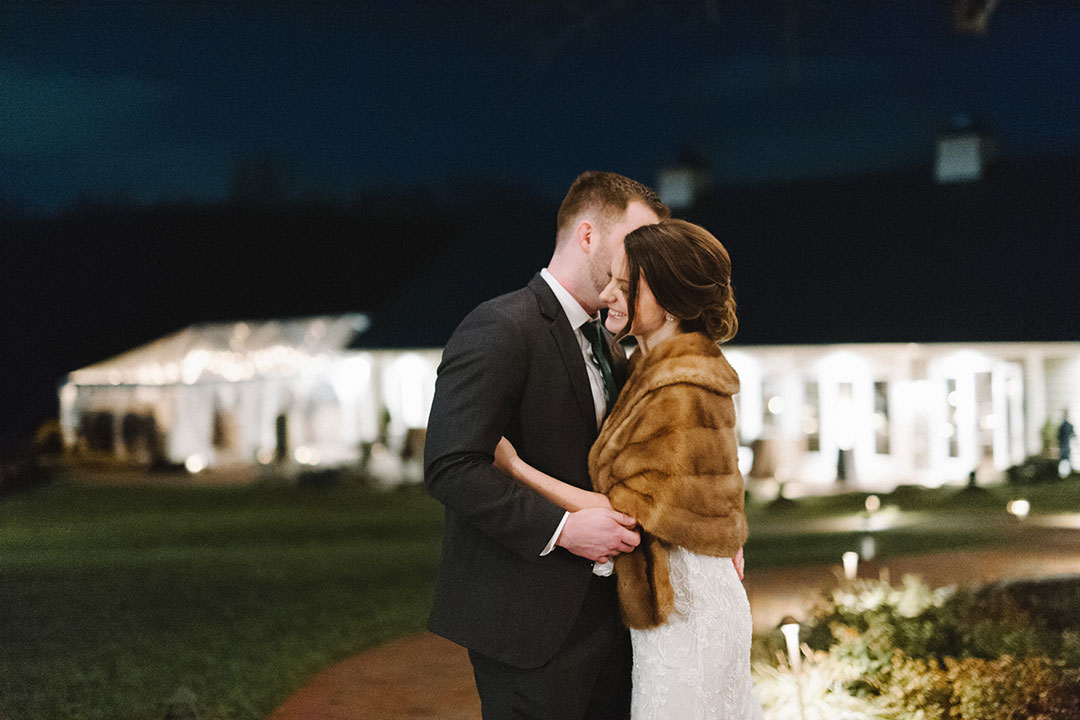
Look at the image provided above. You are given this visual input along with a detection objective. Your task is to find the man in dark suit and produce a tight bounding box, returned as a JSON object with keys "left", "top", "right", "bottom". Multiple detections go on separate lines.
{"left": 425, "top": 172, "right": 669, "bottom": 719}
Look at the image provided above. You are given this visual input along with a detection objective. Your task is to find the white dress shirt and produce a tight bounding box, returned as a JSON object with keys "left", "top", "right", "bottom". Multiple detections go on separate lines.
{"left": 537, "top": 269, "right": 614, "bottom": 576}
{"left": 540, "top": 268, "right": 609, "bottom": 429}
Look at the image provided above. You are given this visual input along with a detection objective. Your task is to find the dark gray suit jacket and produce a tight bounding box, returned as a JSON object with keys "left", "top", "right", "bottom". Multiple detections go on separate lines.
{"left": 425, "top": 273, "right": 623, "bottom": 669}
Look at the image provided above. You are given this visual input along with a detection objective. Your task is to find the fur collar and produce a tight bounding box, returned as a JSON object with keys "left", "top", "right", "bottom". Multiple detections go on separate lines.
{"left": 615, "top": 332, "right": 738, "bottom": 415}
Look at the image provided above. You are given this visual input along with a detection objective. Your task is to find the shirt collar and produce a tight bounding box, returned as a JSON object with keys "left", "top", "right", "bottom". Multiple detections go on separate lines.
{"left": 540, "top": 268, "right": 596, "bottom": 331}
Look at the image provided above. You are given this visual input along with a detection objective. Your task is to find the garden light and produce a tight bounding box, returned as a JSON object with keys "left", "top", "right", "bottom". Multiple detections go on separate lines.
{"left": 1007, "top": 499, "right": 1030, "bottom": 520}
{"left": 779, "top": 616, "right": 802, "bottom": 673}
{"left": 865, "top": 494, "right": 881, "bottom": 513}
{"left": 184, "top": 454, "right": 207, "bottom": 473}
{"left": 843, "top": 551, "right": 859, "bottom": 580}
{"left": 294, "top": 446, "right": 322, "bottom": 466}
{"left": 860, "top": 534, "right": 876, "bottom": 561}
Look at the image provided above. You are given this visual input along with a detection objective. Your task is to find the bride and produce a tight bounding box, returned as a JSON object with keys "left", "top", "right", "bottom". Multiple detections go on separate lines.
{"left": 495, "top": 218, "right": 764, "bottom": 719}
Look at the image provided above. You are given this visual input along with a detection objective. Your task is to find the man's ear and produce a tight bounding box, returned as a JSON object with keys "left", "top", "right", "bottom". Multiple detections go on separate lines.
{"left": 575, "top": 220, "right": 594, "bottom": 254}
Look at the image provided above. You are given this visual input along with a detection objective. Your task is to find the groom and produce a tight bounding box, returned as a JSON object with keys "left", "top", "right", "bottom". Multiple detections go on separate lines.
{"left": 425, "top": 171, "right": 669, "bottom": 718}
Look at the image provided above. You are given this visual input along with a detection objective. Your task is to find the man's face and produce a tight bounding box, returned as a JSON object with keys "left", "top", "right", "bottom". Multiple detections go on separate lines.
{"left": 588, "top": 200, "right": 660, "bottom": 298}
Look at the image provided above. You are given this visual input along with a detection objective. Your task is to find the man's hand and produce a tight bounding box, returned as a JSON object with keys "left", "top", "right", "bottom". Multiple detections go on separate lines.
{"left": 556, "top": 507, "right": 639, "bottom": 563}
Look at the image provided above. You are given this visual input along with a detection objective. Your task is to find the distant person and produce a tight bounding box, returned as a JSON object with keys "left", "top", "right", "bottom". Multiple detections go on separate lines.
{"left": 424, "top": 171, "right": 666, "bottom": 718}
{"left": 496, "top": 219, "right": 763, "bottom": 719}
{"left": 1060, "top": 411, "right": 1075, "bottom": 472}
{"left": 1041, "top": 417, "right": 1058, "bottom": 458}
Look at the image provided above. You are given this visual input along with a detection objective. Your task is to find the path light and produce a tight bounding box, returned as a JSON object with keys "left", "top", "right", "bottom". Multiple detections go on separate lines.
{"left": 842, "top": 551, "right": 859, "bottom": 580}
{"left": 865, "top": 494, "right": 881, "bottom": 514}
{"left": 184, "top": 454, "right": 207, "bottom": 474}
{"left": 779, "top": 616, "right": 802, "bottom": 672}
{"left": 779, "top": 615, "right": 807, "bottom": 720}
{"left": 295, "top": 446, "right": 322, "bottom": 466}
{"left": 1007, "top": 499, "right": 1030, "bottom": 520}
{"left": 860, "top": 534, "right": 877, "bottom": 561}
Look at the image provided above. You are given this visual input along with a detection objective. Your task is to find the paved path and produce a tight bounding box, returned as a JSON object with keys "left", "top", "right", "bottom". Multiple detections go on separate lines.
{"left": 268, "top": 533, "right": 1080, "bottom": 720}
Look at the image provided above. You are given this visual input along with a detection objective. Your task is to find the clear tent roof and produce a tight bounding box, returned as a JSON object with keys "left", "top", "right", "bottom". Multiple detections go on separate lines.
{"left": 67, "top": 314, "right": 370, "bottom": 387}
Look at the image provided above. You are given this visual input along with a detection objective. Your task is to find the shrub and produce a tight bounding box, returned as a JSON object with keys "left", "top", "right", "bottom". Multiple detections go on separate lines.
{"left": 806, "top": 576, "right": 1071, "bottom": 664}
{"left": 757, "top": 576, "right": 1080, "bottom": 719}
{"left": 948, "top": 655, "right": 1080, "bottom": 720}
{"left": 881, "top": 654, "right": 1080, "bottom": 720}
{"left": 1006, "top": 455, "right": 1068, "bottom": 485}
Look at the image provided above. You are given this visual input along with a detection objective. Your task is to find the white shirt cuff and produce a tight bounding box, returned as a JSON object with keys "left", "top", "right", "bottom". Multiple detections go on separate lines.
{"left": 540, "top": 511, "right": 570, "bottom": 556}
{"left": 540, "top": 511, "right": 615, "bottom": 576}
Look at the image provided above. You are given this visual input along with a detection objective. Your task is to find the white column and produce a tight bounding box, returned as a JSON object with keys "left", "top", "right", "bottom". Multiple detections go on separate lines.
{"left": 1024, "top": 350, "right": 1047, "bottom": 456}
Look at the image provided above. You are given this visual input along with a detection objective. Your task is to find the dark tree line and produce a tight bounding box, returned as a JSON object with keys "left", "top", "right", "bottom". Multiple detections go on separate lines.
{"left": 3, "top": 154, "right": 1079, "bottom": 446}
{"left": 0, "top": 187, "right": 496, "bottom": 443}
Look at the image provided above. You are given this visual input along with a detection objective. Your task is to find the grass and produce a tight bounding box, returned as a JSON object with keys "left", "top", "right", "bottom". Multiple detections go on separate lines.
{"left": 4, "top": 474, "right": 1080, "bottom": 719}
{"left": 744, "top": 480, "right": 1080, "bottom": 569}
{"left": 744, "top": 526, "right": 1004, "bottom": 571}
{"left": 0, "top": 479, "right": 444, "bottom": 720}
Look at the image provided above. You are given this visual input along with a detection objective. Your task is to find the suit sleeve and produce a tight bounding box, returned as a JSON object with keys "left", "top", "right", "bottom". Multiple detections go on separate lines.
{"left": 424, "top": 301, "right": 567, "bottom": 561}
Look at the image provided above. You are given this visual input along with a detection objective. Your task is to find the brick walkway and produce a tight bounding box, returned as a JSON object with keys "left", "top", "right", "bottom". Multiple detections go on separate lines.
{"left": 268, "top": 541, "right": 1080, "bottom": 720}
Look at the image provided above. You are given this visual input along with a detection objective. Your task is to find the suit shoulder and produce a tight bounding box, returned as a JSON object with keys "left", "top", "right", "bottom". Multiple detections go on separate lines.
{"left": 478, "top": 285, "right": 537, "bottom": 314}
{"left": 440, "top": 286, "right": 540, "bottom": 360}
{"left": 457, "top": 285, "right": 538, "bottom": 331}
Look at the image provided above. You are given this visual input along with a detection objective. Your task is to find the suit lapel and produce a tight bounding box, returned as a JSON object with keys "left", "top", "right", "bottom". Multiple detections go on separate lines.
{"left": 528, "top": 275, "right": 598, "bottom": 436}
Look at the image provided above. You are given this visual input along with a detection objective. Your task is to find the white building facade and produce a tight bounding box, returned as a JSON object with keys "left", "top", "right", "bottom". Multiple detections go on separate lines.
{"left": 61, "top": 325, "right": 1079, "bottom": 492}
{"left": 726, "top": 342, "right": 1079, "bottom": 494}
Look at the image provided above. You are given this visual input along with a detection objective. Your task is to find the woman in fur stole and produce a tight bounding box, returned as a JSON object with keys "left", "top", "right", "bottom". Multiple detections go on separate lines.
{"left": 496, "top": 219, "right": 763, "bottom": 719}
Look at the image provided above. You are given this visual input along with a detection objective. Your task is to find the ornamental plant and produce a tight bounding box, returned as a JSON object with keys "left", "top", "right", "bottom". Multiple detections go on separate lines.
{"left": 754, "top": 575, "right": 1080, "bottom": 720}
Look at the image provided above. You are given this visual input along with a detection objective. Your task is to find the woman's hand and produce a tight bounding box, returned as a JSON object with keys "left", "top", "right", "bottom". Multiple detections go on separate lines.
{"left": 732, "top": 546, "right": 745, "bottom": 581}
{"left": 493, "top": 437, "right": 518, "bottom": 474}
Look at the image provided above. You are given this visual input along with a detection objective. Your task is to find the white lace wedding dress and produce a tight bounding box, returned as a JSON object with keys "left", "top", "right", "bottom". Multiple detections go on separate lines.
{"left": 630, "top": 547, "right": 765, "bottom": 720}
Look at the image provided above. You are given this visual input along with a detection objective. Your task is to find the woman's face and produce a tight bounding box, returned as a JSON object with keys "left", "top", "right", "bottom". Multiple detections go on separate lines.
{"left": 599, "top": 252, "right": 630, "bottom": 335}
{"left": 599, "top": 249, "right": 667, "bottom": 338}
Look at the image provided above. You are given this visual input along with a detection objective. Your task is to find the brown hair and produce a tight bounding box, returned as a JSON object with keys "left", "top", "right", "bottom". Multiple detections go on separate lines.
{"left": 621, "top": 219, "right": 738, "bottom": 344}
{"left": 556, "top": 171, "right": 669, "bottom": 238}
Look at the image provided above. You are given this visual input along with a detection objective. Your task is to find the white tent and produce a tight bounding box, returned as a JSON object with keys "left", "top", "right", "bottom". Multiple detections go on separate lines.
{"left": 59, "top": 314, "right": 439, "bottom": 475}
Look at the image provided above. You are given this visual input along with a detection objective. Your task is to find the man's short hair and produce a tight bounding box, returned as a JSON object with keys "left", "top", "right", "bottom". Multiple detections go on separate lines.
{"left": 556, "top": 171, "right": 669, "bottom": 237}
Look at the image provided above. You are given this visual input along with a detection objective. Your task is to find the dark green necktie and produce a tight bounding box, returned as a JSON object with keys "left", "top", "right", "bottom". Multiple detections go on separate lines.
{"left": 580, "top": 318, "right": 618, "bottom": 412}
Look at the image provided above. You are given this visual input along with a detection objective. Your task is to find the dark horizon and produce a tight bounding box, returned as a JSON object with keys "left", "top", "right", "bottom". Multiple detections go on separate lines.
{"left": 5, "top": 151, "right": 1079, "bottom": 446}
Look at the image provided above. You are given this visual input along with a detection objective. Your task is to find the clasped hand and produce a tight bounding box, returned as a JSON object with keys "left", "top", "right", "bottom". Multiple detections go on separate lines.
{"left": 557, "top": 507, "right": 640, "bottom": 564}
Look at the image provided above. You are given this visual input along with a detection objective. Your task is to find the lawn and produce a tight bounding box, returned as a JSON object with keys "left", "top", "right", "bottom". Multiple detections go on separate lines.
{"left": 3, "top": 475, "right": 1080, "bottom": 719}
{"left": 0, "top": 479, "right": 444, "bottom": 720}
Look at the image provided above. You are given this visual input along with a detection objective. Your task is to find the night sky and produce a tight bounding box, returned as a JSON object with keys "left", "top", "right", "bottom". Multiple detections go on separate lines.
{"left": 4, "top": 1, "right": 1080, "bottom": 209}
{"left": 2, "top": 1, "right": 1080, "bottom": 444}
